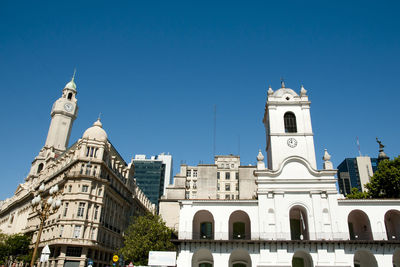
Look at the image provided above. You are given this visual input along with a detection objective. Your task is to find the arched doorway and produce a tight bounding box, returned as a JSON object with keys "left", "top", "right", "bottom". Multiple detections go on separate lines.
{"left": 193, "top": 210, "right": 214, "bottom": 240}
{"left": 228, "top": 210, "right": 251, "bottom": 240}
{"left": 354, "top": 250, "right": 377, "bottom": 267}
{"left": 292, "top": 251, "right": 313, "bottom": 267}
{"left": 290, "top": 206, "right": 309, "bottom": 240}
{"left": 229, "top": 249, "right": 251, "bottom": 267}
{"left": 192, "top": 249, "right": 213, "bottom": 267}
{"left": 348, "top": 210, "right": 373, "bottom": 240}
{"left": 385, "top": 210, "right": 400, "bottom": 240}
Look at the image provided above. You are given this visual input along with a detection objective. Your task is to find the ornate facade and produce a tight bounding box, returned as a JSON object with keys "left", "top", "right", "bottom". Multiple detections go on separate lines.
{"left": 0, "top": 77, "right": 154, "bottom": 267}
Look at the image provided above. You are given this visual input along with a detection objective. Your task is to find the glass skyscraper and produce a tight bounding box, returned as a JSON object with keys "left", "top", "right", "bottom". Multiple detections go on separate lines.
{"left": 337, "top": 156, "right": 378, "bottom": 196}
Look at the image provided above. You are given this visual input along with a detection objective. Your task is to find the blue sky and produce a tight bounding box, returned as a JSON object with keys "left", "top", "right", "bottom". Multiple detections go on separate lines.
{"left": 1, "top": 0, "right": 399, "bottom": 200}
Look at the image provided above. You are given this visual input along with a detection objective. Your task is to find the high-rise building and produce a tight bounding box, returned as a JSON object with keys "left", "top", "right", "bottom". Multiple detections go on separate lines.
{"left": 0, "top": 76, "right": 154, "bottom": 267}
{"left": 337, "top": 156, "right": 378, "bottom": 195}
{"left": 132, "top": 154, "right": 173, "bottom": 208}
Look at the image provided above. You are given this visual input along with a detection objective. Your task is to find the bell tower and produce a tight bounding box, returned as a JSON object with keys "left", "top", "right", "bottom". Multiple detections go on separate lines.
{"left": 28, "top": 74, "right": 78, "bottom": 178}
{"left": 262, "top": 81, "right": 316, "bottom": 170}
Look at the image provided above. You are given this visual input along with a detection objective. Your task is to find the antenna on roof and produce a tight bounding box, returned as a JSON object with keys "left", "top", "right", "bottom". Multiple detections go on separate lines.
{"left": 213, "top": 104, "right": 217, "bottom": 158}
{"left": 238, "top": 135, "right": 240, "bottom": 156}
{"left": 356, "top": 136, "right": 362, "bottom": 156}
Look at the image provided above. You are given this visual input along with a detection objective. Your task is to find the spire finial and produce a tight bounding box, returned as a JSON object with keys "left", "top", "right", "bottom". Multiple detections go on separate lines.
{"left": 98, "top": 112, "right": 102, "bottom": 121}
{"left": 72, "top": 68, "right": 76, "bottom": 81}
{"left": 280, "top": 77, "right": 285, "bottom": 88}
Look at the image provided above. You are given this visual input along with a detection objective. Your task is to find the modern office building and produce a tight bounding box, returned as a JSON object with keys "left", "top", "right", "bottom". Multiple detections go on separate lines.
{"left": 0, "top": 76, "right": 154, "bottom": 267}
{"left": 132, "top": 154, "right": 173, "bottom": 208}
{"left": 337, "top": 156, "right": 378, "bottom": 195}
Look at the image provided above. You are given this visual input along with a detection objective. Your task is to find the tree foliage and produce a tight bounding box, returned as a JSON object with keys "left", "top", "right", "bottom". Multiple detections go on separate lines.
{"left": 346, "top": 187, "right": 369, "bottom": 199}
{"left": 345, "top": 156, "right": 400, "bottom": 199}
{"left": 119, "top": 213, "right": 176, "bottom": 266}
{"left": 365, "top": 156, "right": 400, "bottom": 198}
{"left": 0, "top": 232, "right": 31, "bottom": 265}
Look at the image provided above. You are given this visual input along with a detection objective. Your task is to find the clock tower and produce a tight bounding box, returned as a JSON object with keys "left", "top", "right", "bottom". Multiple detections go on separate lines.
{"left": 262, "top": 81, "right": 316, "bottom": 170}
{"left": 44, "top": 76, "right": 78, "bottom": 152}
{"left": 28, "top": 75, "right": 78, "bottom": 178}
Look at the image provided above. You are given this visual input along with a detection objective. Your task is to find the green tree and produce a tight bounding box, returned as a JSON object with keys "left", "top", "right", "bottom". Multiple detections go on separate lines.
{"left": 0, "top": 232, "right": 31, "bottom": 265}
{"left": 365, "top": 156, "right": 400, "bottom": 198}
{"left": 346, "top": 187, "right": 370, "bottom": 199}
{"left": 119, "top": 213, "right": 176, "bottom": 266}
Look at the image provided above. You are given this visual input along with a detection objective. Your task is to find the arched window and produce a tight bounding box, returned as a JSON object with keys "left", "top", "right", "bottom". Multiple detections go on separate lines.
{"left": 385, "top": 210, "right": 400, "bottom": 240}
{"left": 290, "top": 206, "right": 309, "bottom": 240}
{"left": 229, "top": 210, "right": 251, "bottom": 240}
{"left": 67, "top": 93, "right": 73, "bottom": 100}
{"left": 292, "top": 251, "right": 313, "bottom": 267}
{"left": 193, "top": 210, "right": 214, "bottom": 240}
{"left": 348, "top": 210, "right": 373, "bottom": 240}
{"left": 37, "top": 163, "right": 44, "bottom": 174}
{"left": 284, "top": 112, "right": 297, "bottom": 133}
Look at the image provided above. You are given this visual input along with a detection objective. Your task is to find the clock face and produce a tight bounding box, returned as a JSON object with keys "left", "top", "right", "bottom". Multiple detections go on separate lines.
{"left": 64, "top": 103, "right": 73, "bottom": 112}
{"left": 287, "top": 138, "right": 298, "bottom": 148}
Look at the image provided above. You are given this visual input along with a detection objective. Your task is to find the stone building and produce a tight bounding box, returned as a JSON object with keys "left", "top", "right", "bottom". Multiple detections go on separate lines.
{"left": 160, "top": 82, "right": 400, "bottom": 267}
{"left": 159, "top": 155, "right": 257, "bottom": 231}
{"left": 0, "top": 76, "right": 154, "bottom": 267}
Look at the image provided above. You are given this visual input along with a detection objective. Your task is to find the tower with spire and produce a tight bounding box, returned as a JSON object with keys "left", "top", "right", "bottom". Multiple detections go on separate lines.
{"left": 28, "top": 74, "right": 78, "bottom": 177}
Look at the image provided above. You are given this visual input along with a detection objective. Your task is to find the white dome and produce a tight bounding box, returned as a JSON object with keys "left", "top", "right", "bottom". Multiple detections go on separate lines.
{"left": 82, "top": 119, "right": 108, "bottom": 141}
{"left": 272, "top": 88, "right": 298, "bottom": 97}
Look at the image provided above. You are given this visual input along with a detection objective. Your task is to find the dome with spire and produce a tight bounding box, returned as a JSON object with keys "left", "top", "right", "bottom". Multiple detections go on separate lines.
{"left": 82, "top": 119, "right": 108, "bottom": 141}
{"left": 270, "top": 80, "right": 299, "bottom": 98}
{"left": 64, "top": 78, "right": 76, "bottom": 91}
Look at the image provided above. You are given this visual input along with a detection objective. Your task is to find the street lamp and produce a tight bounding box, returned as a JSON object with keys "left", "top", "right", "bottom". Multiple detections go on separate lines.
{"left": 30, "top": 183, "right": 62, "bottom": 267}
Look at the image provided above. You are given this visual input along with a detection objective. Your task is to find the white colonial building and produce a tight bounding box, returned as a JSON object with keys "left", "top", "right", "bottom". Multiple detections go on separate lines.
{"left": 0, "top": 76, "right": 154, "bottom": 267}
{"left": 161, "top": 82, "right": 400, "bottom": 267}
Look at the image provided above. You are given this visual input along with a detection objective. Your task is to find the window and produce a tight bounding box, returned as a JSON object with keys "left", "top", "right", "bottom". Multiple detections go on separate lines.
{"left": 231, "top": 164, "right": 234, "bottom": 168}
{"left": 199, "top": 263, "right": 212, "bottom": 267}
{"left": 94, "top": 206, "right": 99, "bottom": 220}
{"left": 98, "top": 188, "right": 102, "bottom": 196}
{"left": 82, "top": 185, "right": 89, "bottom": 192}
{"left": 186, "top": 170, "right": 191, "bottom": 177}
{"left": 225, "top": 183, "right": 230, "bottom": 191}
{"left": 80, "top": 164, "right": 85, "bottom": 174}
{"left": 63, "top": 203, "right": 69, "bottom": 217}
{"left": 200, "top": 222, "right": 213, "bottom": 239}
{"left": 93, "top": 166, "right": 97, "bottom": 176}
{"left": 185, "top": 193, "right": 190, "bottom": 199}
{"left": 67, "top": 93, "right": 73, "bottom": 100}
{"left": 73, "top": 226, "right": 81, "bottom": 238}
{"left": 235, "top": 172, "right": 239, "bottom": 180}
{"left": 217, "top": 172, "right": 220, "bottom": 179}
{"left": 193, "top": 181, "right": 197, "bottom": 189}
{"left": 284, "top": 112, "right": 297, "bottom": 133}
{"left": 233, "top": 222, "right": 245, "bottom": 239}
{"left": 226, "top": 172, "right": 230, "bottom": 179}
{"left": 66, "top": 246, "right": 82, "bottom": 256}
{"left": 235, "top": 183, "right": 239, "bottom": 191}
{"left": 91, "top": 228, "right": 96, "bottom": 240}
{"left": 86, "top": 165, "right": 91, "bottom": 175}
{"left": 217, "top": 194, "right": 220, "bottom": 199}
{"left": 193, "top": 170, "right": 198, "bottom": 177}
{"left": 225, "top": 194, "right": 230, "bottom": 200}
{"left": 68, "top": 185, "right": 72, "bottom": 192}
{"left": 59, "top": 225, "right": 64, "bottom": 237}
{"left": 77, "top": 203, "right": 85, "bottom": 217}
{"left": 37, "top": 163, "right": 44, "bottom": 174}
